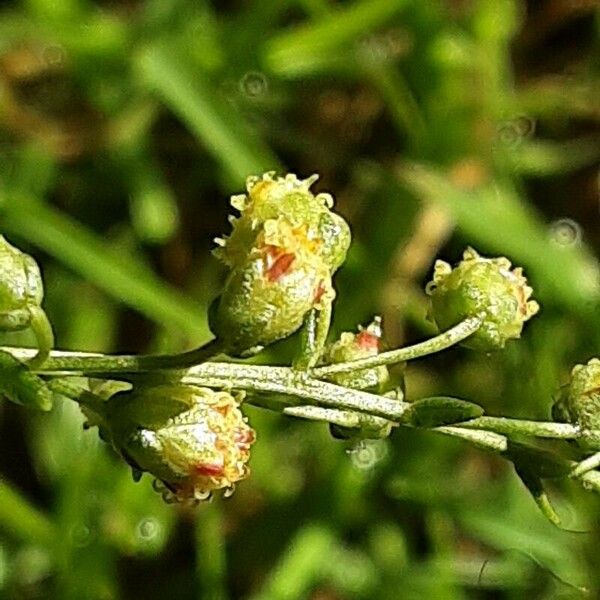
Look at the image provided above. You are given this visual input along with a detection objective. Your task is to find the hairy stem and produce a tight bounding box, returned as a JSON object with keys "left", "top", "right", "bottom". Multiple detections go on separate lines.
{"left": 457, "top": 416, "right": 581, "bottom": 439}
{"left": 1, "top": 339, "right": 224, "bottom": 374}
{"left": 183, "top": 363, "right": 411, "bottom": 420}
{"left": 312, "top": 316, "right": 482, "bottom": 377}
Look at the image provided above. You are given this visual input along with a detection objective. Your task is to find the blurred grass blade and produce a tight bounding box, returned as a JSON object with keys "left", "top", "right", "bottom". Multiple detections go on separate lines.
{"left": 0, "top": 194, "right": 208, "bottom": 338}
{"left": 195, "top": 503, "right": 228, "bottom": 600}
{"left": 251, "top": 524, "right": 336, "bottom": 600}
{"left": 264, "top": 0, "right": 407, "bottom": 76}
{"left": 135, "top": 44, "right": 280, "bottom": 185}
{"left": 508, "top": 137, "right": 600, "bottom": 177}
{"left": 0, "top": 479, "right": 55, "bottom": 544}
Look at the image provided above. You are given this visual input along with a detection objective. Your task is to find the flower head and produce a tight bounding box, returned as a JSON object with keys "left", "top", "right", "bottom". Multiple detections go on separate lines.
{"left": 553, "top": 359, "right": 600, "bottom": 448}
{"left": 210, "top": 173, "right": 351, "bottom": 356}
{"left": 426, "top": 247, "right": 539, "bottom": 351}
{"left": 214, "top": 172, "right": 350, "bottom": 272}
{"left": 323, "top": 317, "right": 389, "bottom": 392}
{"left": 323, "top": 317, "right": 392, "bottom": 440}
{"left": 103, "top": 385, "right": 255, "bottom": 503}
{"left": 0, "top": 235, "right": 44, "bottom": 331}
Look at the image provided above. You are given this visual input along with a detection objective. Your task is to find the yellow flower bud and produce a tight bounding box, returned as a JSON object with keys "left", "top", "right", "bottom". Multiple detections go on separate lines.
{"left": 210, "top": 173, "right": 351, "bottom": 356}
{"left": 104, "top": 385, "right": 255, "bottom": 502}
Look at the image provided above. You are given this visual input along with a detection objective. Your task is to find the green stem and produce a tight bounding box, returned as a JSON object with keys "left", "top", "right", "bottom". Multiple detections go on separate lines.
{"left": 26, "top": 305, "right": 55, "bottom": 369}
{"left": 457, "top": 416, "right": 581, "bottom": 440}
{"left": 435, "top": 426, "right": 509, "bottom": 452}
{"left": 570, "top": 452, "right": 600, "bottom": 478}
{"left": 2, "top": 338, "right": 224, "bottom": 375}
{"left": 312, "top": 316, "right": 482, "bottom": 377}
{"left": 183, "top": 363, "right": 411, "bottom": 421}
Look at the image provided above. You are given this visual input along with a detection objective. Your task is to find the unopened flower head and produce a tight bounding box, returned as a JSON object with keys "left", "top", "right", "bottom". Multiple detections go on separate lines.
{"left": 214, "top": 172, "right": 351, "bottom": 272}
{"left": 104, "top": 385, "right": 255, "bottom": 503}
{"left": 0, "top": 235, "right": 44, "bottom": 331}
{"left": 324, "top": 317, "right": 392, "bottom": 440}
{"left": 210, "top": 173, "right": 351, "bottom": 355}
{"left": 324, "top": 317, "right": 389, "bottom": 392}
{"left": 555, "top": 359, "right": 600, "bottom": 444}
{"left": 426, "top": 247, "right": 539, "bottom": 351}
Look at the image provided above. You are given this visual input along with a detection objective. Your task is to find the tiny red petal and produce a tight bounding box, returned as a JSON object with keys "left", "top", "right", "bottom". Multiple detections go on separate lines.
{"left": 234, "top": 428, "right": 256, "bottom": 446}
{"left": 266, "top": 251, "right": 296, "bottom": 282}
{"left": 356, "top": 330, "right": 380, "bottom": 351}
{"left": 194, "top": 463, "right": 225, "bottom": 477}
{"left": 313, "top": 282, "right": 326, "bottom": 304}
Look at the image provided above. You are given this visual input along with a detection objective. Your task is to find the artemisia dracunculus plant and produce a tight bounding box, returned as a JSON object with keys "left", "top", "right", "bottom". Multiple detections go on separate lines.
{"left": 1, "top": 172, "right": 599, "bottom": 519}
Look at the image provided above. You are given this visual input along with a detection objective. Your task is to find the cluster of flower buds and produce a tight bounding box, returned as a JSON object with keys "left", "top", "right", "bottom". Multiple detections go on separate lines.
{"left": 323, "top": 317, "right": 393, "bottom": 440}
{"left": 210, "top": 173, "right": 351, "bottom": 356}
{"left": 426, "top": 247, "right": 539, "bottom": 351}
{"left": 0, "top": 235, "right": 53, "bottom": 365}
{"left": 100, "top": 384, "right": 255, "bottom": 503}
{"left": 553, "top": 359, "right": 600, "bottom": 448}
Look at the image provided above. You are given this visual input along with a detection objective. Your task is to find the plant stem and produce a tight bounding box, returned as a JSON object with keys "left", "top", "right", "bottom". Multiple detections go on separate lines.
{"left": 457, "top": 416, "right": 581, "bottom": 439}
{"left": 1, "top": 338, "right": 224, "bottom": 375}
{"left": 435, "top": 426, "right": 509, "bottom": 452}
{"left": 312, "top": 316, "right": 482, "bottom": 377}
{"left": 27, "top": 305, "right": 55, "bottom": 369}
{"left": 183, "top": 363, "right": 411, "bottom": 420}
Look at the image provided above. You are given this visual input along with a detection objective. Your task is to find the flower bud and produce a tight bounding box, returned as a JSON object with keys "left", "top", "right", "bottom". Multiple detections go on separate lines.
{"left": 323, "top": 317, "right": 389, "bottom": 392}
{"left": 214, "top": 172, "right": 351, "bottom": 271}
{"left": 553, "top": 359, "right": 600, "bottom": 447}
{"left": 0, "top": 235, "right": 44, "bottom": 331}
{"left": 103, "top": 385, "right": 255, "bottom": 502}
{"left": 426, "top": 247, "right": 539, "bottom": 351}
{"left": 324, "top": 318, "right": 392, "bottom": 440}
{"left": 210, "top": 173, "right": 351, "bottom": 355}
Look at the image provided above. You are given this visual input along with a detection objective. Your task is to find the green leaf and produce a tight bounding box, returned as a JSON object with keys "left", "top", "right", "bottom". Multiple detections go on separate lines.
{"left": 403, "top": 396, "right": 484, "bottom": 428}
{"left": 513, "top": 464, "right": 561, "bottom": 527}
{"left": 0, "top": 194, "right": 208, "bottom": 339}
{"left": 0, "top": 351, "right": 53, "bottom": 411}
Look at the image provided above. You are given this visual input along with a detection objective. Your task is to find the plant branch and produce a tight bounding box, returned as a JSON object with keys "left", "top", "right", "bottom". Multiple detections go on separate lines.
{"left": 1, "top": 339, "right": 224, "bottom": 374}
{"left": 311, "top": 316, "right": 482, "bottom": 377}
{"left": 457, "top": 416, "right": 581, "bottom": 439}
{"left": 183, "top": 363, "right": 411, "bottom": 420}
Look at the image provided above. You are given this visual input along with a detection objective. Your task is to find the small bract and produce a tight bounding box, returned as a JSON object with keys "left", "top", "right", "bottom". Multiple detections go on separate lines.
{"left": 426, "top": 247, "right": 539, "bottom": 351}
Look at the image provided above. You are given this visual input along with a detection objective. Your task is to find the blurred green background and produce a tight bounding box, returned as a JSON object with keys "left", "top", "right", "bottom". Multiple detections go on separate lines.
{"left": 0, "top": 0, "right": 599, "bottom": 598}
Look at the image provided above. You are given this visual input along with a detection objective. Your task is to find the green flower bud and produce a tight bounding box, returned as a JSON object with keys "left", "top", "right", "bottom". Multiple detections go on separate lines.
{"left": 426, "top": 247, "right": 539, "bottom": 351}
{"left": 210, "top": 173, "right": 351, "bottom": 355}
{"left": 323, "top": 317, "right": 389, "bottom": 392}
{"left": 0, "top": 235, "right": 44, "bottom": 330}
{"left": 0, "top": 236, "right": 54, "bottom": 365}
{"left": 103, "top": 385, "right": 255, "bottom": 503}
{"left": 324, "top": 318, "right": 392, "bottom": 441}
{"left": 553, "top": 359, "right": 600, "bottom": 448}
